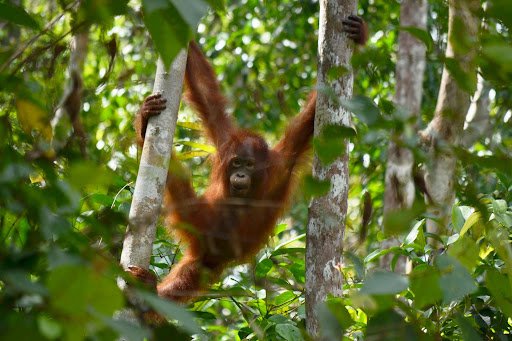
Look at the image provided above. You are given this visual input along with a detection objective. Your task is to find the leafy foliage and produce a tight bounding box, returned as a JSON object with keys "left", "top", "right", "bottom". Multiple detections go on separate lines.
{"left": 0, "top": 0, "right": 511, "bottom": 340}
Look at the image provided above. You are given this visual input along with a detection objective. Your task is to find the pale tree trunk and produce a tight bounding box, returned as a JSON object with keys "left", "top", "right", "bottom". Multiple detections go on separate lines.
{"left": 462, "top": 74, "right": 491, "bottom": 148}
{"left": 51, "top": 31, "right": 89, "bottom": 156}
{"left": 306, "top": 0, "right": 356, "bottom": 336}
{"left": 380, "top": 0, "right": 427, "bottom": 272}
{"left": 421, "top": 0, "right": 479, "bottom": 244}
{"left": 117, "top": 51, "right": 187, "bottom": 322}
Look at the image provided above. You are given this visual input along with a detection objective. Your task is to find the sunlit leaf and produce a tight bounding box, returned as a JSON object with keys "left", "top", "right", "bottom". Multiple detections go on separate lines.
{"left": 410, "top": 264, "right": 442, "bottom": 308}
{"left": 15, "top": 99, "right": 52, "bottom": 140}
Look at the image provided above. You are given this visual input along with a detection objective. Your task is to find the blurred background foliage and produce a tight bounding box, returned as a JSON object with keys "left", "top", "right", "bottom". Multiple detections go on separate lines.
{"left": 0, "top": 0, "right": 511, "bottom": 340}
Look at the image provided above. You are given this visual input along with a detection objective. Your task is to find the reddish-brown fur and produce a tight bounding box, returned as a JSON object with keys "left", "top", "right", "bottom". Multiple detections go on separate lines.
{"left": 131, "top": 16, "right": 366, "bottom": 303}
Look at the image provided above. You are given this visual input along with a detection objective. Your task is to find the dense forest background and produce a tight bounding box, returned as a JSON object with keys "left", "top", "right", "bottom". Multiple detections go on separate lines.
{"left": 1, "top": 0, "right": 511, "bottom": 340}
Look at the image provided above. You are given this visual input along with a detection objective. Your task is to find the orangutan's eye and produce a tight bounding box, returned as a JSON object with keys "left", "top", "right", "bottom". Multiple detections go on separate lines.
{"left": 232, "top": 159, "right": 241, "bottom": 168}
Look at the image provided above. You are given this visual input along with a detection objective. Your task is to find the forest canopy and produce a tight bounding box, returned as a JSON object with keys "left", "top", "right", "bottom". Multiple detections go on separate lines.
{"left": 0, "top": 0, "right": 511, "bottom": 340}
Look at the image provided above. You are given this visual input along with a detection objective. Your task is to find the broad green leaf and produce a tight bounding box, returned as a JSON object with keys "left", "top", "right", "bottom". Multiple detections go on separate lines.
{"left": 47, "top": 265, "right": 123, "bottom": 316}
{"left": 171, "top": 0, "right": 208, "bottom": 28}
{"left": 483, "top": 43, "right": 512, "bottom": 71}
{"left": 460, "top": 212, "right": 484, "bottom": 237}
{"left": 366, "top": 310, "right": 419, "bottom": 340}
{"left": 37, "top": 315, "right": 62, "bottom": 339}
{"left": 15, "top": 99, "right": 52, "bottom": 140}
{"left": 327, "top": 65, "right": 349, "bottom": 81}
{"left": 361, "top": 271, "right": 408, "bottom": 295}
{"left": 303, "top": 175, "right": 330, "bottom": 199}
{"left": 444, "top": 57, "right": 477, "bottom": 94}
{"left": 486, "top": 268, "right": 512, "bottom": 318}
{"left": 0, "top": 2, "right": 39, "bottom": 29}
{"left": 142, "top": 0, "right": 191, "bottom": 69}
{"left": 78, "top": 0, "right": 128, "bottom": 25}
{"left": 399, "top": 26, "right": 433, "bottom": 52}
{"left": 447, "top": 235, "right": 480, "bottom": 270}
{"left": 404, "top": 219, "right": 424, "bottom": 245}
{"left": 452, "top": 205, "right": 465, "bottom": 231}
{"left": 312, "top": 124, "right": 355, "bottom": 165}
{"left": 273, "top": 291, "right": 295, "bottom": 306}
{"left": 275, "top": 324, "right": 303, "bottom": 341}
{"left": 436, "top": 255, "right": 477, "bottom": 304}
{"left": 255, "top": 258, "right": 273, "bottom": 279}
{"left": 341, "top": 95, "right": 381, "bottom": 126}
{"left": 455, "top": 314, "right": 482, "bottom": 341}
{"left": 410, "top": 264, "right": 442, "bottom": 308}
{"left": 205, "top": 0, "right": 225, "bottom": 12}
{"left": 383, "top": 202, "right": 425, "bottom": 236}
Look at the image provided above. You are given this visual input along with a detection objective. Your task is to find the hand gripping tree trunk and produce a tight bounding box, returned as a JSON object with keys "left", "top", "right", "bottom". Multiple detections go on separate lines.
{"left": 306, "top": 0, "right": 356, "bottom": 336}
{"left": 421, "top": 0, "right": 478, "bottom": 245}
{"left": 381, "top": 0, "right": 427, "bottom": 272}
{"left": 117, "top": 51, "right": 187, "bottom": 321}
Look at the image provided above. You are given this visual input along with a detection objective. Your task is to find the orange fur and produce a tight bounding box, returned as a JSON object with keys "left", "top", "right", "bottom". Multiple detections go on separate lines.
{"left": 134, "top": 42, "right": 316, "bottom": 303}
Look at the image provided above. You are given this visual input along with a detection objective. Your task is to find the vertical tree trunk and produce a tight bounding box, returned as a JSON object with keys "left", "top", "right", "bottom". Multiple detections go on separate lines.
{"left": 421, "top": 0, "right": 478, "bottom": 243}
{"left": 51, "top": 31, "right": 89, "bottom": 155}
{"left": 381, "top": 0, "right": 427, "bottom": 272}
{"left": 120, "top": 51, "right": 187, "bottom": 273}
{"left": 306, "top": 0, "right": 356, "bottom": 336}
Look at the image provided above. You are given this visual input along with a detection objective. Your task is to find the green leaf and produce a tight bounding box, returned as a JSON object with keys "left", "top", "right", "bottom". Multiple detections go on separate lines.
{"left": 410, "top": 264, "right": 442, "bottom": 308}
{"left": 275, "top": 324, "right": 303, "bottom": 341}
{"left": 459, "top": 212, "right": 484, "bottom": 237}
{"left": 303, "top": 175, "right": 330, "bottom": 199}
{"left": 444, "top": 57, "right": 477, "bottom": 94}
{"left": 273, "top": 291, "right": 295, "bottom": 306}
{"left": 0, "top": 2, "right": 39, "bottom": 29}
{"left": 435, "top": 255, "right": 477, "bottom": 304}
{"left": 205, "top": 0, "right": 225, "bottom": 12}
{"left": 142, "top": 0, "right": 191, "bottom": 69}
{"left": 485, "top": 268, "right": 512, "bottom": 319}
{"left": 383, "top": 202, "right": 425, "bottom": 236}
{"left": 312, "top": 124, "right": 355, "bottom": 165}
{"left": 327, "top": 65, "right": 349, "bottom": 82}
{"left": 403, "top": 219, "right": 424, "bottom": 245}
{"left": 452, "top": 205, "right": 465, "bottom": 231}
{"left": 47, "top": 265, "right": 124, "bottom": 317}
{"left": 455, "top": 314, "right": 482, "bottom": 341}
{"left": 78, "top": 0, "right": 129, "bottom": 25}
{"left": 447, "top": 235, "right": 480, "bottom": 270}
{"left": 341, "top": 95, "right": 381, "bottom": 126}
{"left": 170, "top": 0, "right": 208, "bottom": 28}
{"left": 136, "top": 291, "right": 202, "bottom": 335}
{"left": 361, "top": 271, "right": 409, "bottom": 295}
{"left": 255, "top": 258, "right": 273, "bottom": 279}
{"left": 399, "top": 26, "right": 433, "bottom": 52}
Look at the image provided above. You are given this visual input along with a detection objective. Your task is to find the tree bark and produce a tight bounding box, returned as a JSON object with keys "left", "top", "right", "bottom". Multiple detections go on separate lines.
{"left": 306, "top": 0, "right": 356, "bottom": 336}
{"left": 116, "top": 52, "right": 187, "bottom": 327}
{"left": 51, "top": 31, "right": 89, "bottom": 155}
{"left": 381, "top": 0, "right": 427, "bottom": 272}
{"left": 120, "top": 51, "right": 187, "bottom": 272}
{"left": 421, "top": 0, "right": 478, "bottom": 244}
{"left": 462, "top": 74, "right": 491, "bottom": 148}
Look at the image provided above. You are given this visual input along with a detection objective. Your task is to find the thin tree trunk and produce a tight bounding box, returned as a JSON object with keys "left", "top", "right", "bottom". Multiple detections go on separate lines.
{"left": 462, "top": 74, "right": 491, "bottom": 148}
{"left": 421, "top": 0, "right": 478, "bottom": 244}
{"left": 381, "top": 0, "right": 427, "bottom": 272}
{"left": 306, "top": 0, "right": 356, "bottom": 336}
{"left": 120, "top": 51, "right": 187, "bottom": 272}
{"left": 117, "top": 51, "right": 187, "bottom": 322}
{"left": 51, "top": 30, "right": 89, "bottom": 156}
